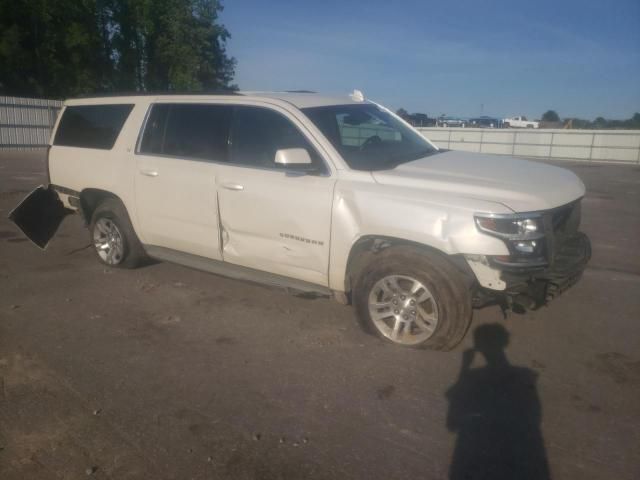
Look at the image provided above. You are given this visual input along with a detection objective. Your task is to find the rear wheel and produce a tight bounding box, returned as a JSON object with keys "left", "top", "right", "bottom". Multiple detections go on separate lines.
{"left": 353, "top": 246, "right": 472, "bottom": 350}
{"left": 89, "top": 198, "right": 146, "bottom": 268}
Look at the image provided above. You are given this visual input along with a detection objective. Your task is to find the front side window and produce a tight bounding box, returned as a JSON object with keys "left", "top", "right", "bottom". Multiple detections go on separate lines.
{"left": 54, "top": 104, "right": 134, "bottom": 150}
{"left": 303, "top": 104, "right": 438, "bottom": 171}
{"left": 139, "top": 104, "right": 232, "bottom": 161}
{"left": 230, "top": 106, "right": 323, "bottom": 171}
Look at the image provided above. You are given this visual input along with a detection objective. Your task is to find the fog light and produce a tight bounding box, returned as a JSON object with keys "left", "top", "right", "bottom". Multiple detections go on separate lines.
{"left": 514, "top": 240, "right": 537, "bottom": 253}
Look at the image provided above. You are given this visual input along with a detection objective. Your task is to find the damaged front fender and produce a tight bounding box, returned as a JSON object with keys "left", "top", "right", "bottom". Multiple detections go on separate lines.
{"left": 8, "top": 186, "right": 73, "bottom": 249}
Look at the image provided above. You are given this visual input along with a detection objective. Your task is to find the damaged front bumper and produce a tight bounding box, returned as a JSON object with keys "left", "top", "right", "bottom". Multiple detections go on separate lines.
{"left": 8, "top": 185, "right": 72, "bottom": 249}
{"left": 498, "top": 232, "right": 591, "bottom": 307}
{"left": 469, "top": 232, "right": 591, "bottom": 309}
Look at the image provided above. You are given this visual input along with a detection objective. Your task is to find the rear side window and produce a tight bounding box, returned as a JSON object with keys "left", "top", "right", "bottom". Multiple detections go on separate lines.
{"left": 139, "top": 104, "right": 232, "bottom": 162}
{"left": 54, "top": 104, "right": 134, "bottom": 149}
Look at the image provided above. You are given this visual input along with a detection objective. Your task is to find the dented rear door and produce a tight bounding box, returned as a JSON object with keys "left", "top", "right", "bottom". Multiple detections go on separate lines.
{"left": 134, "top": 103, "right": 230, "bottom": 260}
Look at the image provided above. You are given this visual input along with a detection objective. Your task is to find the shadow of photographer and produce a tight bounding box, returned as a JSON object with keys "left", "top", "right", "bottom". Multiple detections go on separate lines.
{"left": 446, "top": 323, "right": 551, "bottom": 480}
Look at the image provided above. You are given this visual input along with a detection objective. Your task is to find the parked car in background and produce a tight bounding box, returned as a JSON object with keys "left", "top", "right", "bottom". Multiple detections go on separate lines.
{"left": 408, "top": 113, "right": 437, "bottom": 127}
{"left": 399, "top": 112, "right": 437, "bottom": 127}
{"left": 469, "top": 116, "right": 503, "bottom": 128}
{"left": 437, "top": 116, "right": 466, "bottom": 127}
{"left": 503, "top": 115, "right": 539, "bottom": 128}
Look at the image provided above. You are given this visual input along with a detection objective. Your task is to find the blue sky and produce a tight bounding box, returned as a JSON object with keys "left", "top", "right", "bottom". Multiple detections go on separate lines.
{"left": 221, "top": 0, "right": 640, "bottom": 120}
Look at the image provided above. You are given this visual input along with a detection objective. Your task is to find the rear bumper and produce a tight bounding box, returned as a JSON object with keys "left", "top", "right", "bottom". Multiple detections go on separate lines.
{"left": 497, "top": 232, "right": 591, "bottom": 306}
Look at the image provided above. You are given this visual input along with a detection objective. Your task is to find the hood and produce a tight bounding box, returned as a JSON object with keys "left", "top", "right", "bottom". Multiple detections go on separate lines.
{"left": 371, "top": 150, "right": 585, "bottom": 212}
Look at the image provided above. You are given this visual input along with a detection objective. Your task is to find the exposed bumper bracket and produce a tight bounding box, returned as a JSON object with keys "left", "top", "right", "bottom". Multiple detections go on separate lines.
{"left": 475, "top": 232, "right": 591, "bottom": 310}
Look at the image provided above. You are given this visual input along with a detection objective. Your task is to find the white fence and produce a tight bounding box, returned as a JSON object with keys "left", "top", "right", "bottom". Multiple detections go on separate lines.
{"left": 417, "top": 127, "right": 640, "bottom": 164}
{"left": 0, "top": 96, "right": 63, "bottom": 149}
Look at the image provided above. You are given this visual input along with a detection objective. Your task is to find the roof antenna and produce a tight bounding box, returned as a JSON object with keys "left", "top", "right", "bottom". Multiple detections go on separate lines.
{"left": 350, "top": 89, "right": 365, "bottom": 102}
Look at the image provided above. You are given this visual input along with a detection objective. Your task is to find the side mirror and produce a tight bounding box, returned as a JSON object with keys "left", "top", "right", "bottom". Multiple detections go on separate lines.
{"left": 274, "top": 148, "right": 312, "bottom": 167}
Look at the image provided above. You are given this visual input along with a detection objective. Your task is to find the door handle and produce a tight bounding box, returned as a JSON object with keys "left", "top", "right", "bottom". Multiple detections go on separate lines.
{"left": 140, "top": 169, "right": 159, "bottom": 177}
{"left": 221, "top": 183, "right": 244, "bottom": 191}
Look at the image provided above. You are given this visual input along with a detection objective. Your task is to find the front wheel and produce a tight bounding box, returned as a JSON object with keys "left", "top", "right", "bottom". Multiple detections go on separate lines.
{"left": 353, "top": 246, "right": 472, "bottom": 350}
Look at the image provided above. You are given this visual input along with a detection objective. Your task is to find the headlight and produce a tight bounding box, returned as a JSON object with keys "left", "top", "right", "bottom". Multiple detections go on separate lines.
{"left": 475, "top": 213, "right": 548, "bottom": 266}
{"left": 475, "top": 214, "right": 544, "bottom": 240}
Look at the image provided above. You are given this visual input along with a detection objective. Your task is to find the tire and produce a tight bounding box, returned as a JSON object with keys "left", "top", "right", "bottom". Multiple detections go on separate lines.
{"left": 353, "top": 246, "right": 472, "bottom": 350}
{"left": 89, "top": 198, "right": 146, "bottom": 269}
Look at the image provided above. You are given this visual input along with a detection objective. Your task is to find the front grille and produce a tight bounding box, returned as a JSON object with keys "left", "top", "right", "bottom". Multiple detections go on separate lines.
{"left": 544, "top": 199, "right": 582, "bottom": 265}
{"left": 551, "top": 200, "right": 581, "bottom": 235}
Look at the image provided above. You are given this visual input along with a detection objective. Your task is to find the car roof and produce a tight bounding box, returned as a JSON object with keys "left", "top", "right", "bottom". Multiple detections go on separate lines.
{"left": 239, "top": 91, "right": 364, "bottom": 108}
{"left": 65, "top": 91, "right": 366, "bottom": 109}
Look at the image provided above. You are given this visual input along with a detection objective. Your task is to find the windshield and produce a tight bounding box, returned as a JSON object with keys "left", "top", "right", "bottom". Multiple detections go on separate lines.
{"left": 302, "top": 104, "right": 438, "bottom": 171}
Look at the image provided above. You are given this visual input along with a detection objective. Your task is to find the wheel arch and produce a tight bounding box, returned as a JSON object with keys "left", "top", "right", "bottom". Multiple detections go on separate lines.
{"left": 343, "top": 235, "right": 475, "bottom": 296}
{"left": 79, "top": 188, "right": 123, "bottom": 224}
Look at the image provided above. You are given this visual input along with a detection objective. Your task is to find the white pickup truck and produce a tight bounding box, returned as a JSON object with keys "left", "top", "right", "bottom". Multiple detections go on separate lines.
{"left": 10, "top": 91, "right": 590, "bottom": 350}
{"left": 504, "top": 116, "right": 539, "bottom": 129}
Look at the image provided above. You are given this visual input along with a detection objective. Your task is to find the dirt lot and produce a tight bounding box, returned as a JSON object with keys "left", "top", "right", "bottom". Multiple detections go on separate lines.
{"left": 1, "top": 151, "right": 639, "bottom": 479}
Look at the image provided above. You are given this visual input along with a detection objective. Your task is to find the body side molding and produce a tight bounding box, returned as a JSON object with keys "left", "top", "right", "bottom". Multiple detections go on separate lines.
{"left": 144, "top": 245, "right": 332, "bottom": 295}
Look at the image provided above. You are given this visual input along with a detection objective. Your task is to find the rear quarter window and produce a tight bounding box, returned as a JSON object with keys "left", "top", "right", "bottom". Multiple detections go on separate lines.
{"left": 54, "top": 104, "right": 134, "bottom": 150}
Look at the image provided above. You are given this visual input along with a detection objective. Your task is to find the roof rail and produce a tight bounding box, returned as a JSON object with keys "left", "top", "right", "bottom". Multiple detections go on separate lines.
{"left": 74, "top": 90, "right": 241, "bottom": 99}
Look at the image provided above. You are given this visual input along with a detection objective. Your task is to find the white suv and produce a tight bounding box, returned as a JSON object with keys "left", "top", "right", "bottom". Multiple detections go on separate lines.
{"left": 10, "top": 91, "right": 591, "bottom": 349}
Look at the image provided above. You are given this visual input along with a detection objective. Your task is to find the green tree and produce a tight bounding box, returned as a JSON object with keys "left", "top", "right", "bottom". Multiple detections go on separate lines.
{"left": 0, "top": 0, "right": 113, "bottom": 97}
{"left": 593, "top": 117, "right": 606, "bottom": 128}
{"left": 140, "top": 0, "right": 235, "bottom": 91}
{"left": 108, "top": 0, "right": 147, "bottom": 90}
{"left": 0, "top": 0, "right": 235, "bottom": 97}
{"left": 541, "top": 110, "right": 560, "bottom": 122}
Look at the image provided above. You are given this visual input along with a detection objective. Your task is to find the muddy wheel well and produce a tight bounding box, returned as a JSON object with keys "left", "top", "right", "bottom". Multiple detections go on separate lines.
{"left": 79, "top": 189, "right": 119, "bottom": 224}
{"left": 344, "top": 235, "right": 475, "bottom": 295}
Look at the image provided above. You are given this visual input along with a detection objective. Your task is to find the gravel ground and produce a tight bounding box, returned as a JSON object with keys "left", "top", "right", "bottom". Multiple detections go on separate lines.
{"left": 1, "top": 151, "right": 639, "bottom": 479}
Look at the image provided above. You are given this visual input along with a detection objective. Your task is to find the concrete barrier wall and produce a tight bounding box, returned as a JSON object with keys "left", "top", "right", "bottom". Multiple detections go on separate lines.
{"left": 0, "top": 96, "right": 63, "bottom": 150}
{"left": 417, "top": 127, "right": 640, "bottom": 164}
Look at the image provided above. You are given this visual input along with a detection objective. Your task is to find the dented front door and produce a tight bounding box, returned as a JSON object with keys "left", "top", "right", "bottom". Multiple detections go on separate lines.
{"left": 215, "top": 164, "right": 334, "bottom": 287}
{"left": 215, "top": 105, "right": 335, "bottom": 286}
